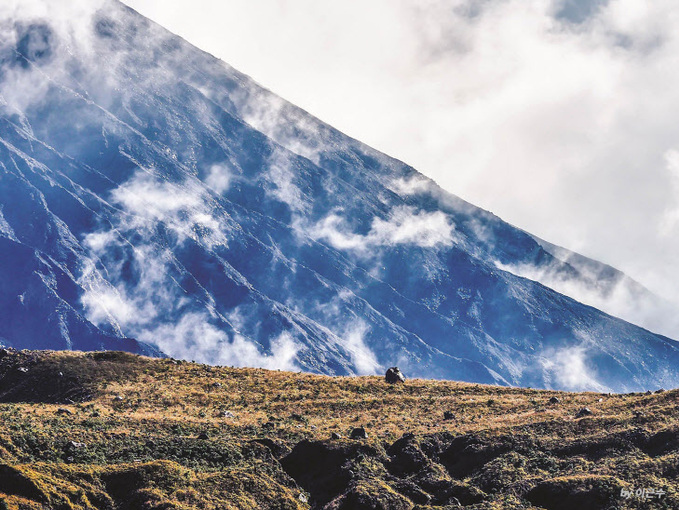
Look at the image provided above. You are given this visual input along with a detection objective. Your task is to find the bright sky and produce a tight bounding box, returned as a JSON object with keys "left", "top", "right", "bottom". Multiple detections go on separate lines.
{"left": 124, "top": 0, "right": 679, "bottom": 306}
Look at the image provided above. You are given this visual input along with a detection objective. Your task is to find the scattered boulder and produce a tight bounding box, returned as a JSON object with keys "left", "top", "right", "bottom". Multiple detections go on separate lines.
{"left": 212, "top": 382, "right": 222, "bottom": 388}
{"left": 67, "top": 441, "right": 86, "bottom": 450}
{"left": 17, "top": 367, "right": 28, "bottom": 373}
{"left": 113, "top": 395, "right": 124, "bottom": 402}
{"left": 385, "top": 367, "right": 406, "bottom": 384}
{"left": 655, "top": 388, "right": 666, "bottom": 394}
{"left": 0, "top": 348, "right": 10, "bottom": 359}
{"left": 331, "top": 432, "right": 343, "bottom": 440}
{"left": 575, "top": 407, "right": 593, "bottom": 418}
{"left": 197, "top": 431, "right": 209, "bottom": 440}
{"left": 444, "top": 411, "right": 455, "bottom": 420}
{"left": 56, "top": 408, "right": 73, "bottom": 415}
{"left": 350, "top": 427, "right": 368, "bottom": 440}
{"left": 217, "top": 410, "right": 235, "bottom": 419}
{"left": 548, "top": 396, "right": 561, "bottom": 404}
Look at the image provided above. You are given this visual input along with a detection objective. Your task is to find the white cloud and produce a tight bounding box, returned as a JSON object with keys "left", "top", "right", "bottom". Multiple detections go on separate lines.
{"left": 142, "top": 313, "right": 300, "bottom": 370}
{"left": 388, "top": 175, "right": 432, "bottom": 196}
{"left": 263, "top": 150, "right": 309, "bottom": 213}
{"left": 342, "top": 321, "right": 381, "bottom": 375}
{"left": 540, "top": 343, "right": 607, "bottom": 392}
{"left": 497, "top": 258, "right": 679, "bottom": 339}
{"left": 110, "top": 171, "right": 230, "bottom": 249}
{"left": 659, "top": 149, "right": 679, "bottom": 236}
{"left": 309, "top": 205, "right": 456, "bottom": 252}
{"left": 204, "top": 163, "right": 233, "bottom": 194}
{"left": 235, "top": 91, "right": 325, "bottom": 164}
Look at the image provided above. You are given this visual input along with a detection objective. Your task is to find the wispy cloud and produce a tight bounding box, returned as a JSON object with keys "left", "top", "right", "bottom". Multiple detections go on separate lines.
{"left": 110, "top": 171, "right": 230, "bottom": 248}
{"left": 540, "top": 343, "right": 607, "bottom": 392}
{"left": 342, "top": 320, "right": 381, "bottom": 375}
{"left": 262, "top": 149, "right": 309, "bottom": 213}
{"left": 308, "top": 205, "right": 456, "bottom": 252}
{"left": 204, "top": 163, "right": 234, "bottom": 195}
{"left": 142, "top": 313, "right": 300, "bottom": 369}
{"left": 496, "top": 255, "right": 679, "bottom": 339}
{"left": 388, "top": 175, "right": 432, "bottom": 196}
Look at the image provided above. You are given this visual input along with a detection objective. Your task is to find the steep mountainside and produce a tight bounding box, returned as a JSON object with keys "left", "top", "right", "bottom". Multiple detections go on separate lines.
{"left": 0, "top": 0, "right": 678, "bottom": 391}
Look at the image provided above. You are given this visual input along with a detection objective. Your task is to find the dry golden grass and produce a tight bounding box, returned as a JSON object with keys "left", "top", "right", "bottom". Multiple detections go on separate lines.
{"left": 0, "top": 350, "right": 677, "bottom": 509}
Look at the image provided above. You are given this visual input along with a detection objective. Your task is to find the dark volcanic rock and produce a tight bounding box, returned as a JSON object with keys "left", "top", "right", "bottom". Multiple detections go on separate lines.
{"left": 644, "top": 428, "right": 679, "bottom": 457}
{"left": 525, "top": 476, "right": 623, "bottom": 510}
{"left": 385, "top": 367, "right": 406, "bottom": 384}
{"left": 251, "top": 438, "right": 291, "bottom": 459}
{"left": 387, "top": 434, "right": 430, "bottom": 476}
{"left": 0, "top": 464, "right": 48, "bottom": 504}
{"left": 439, "top": 433, "right": 515, "bottom": 479}
{"left": 390, "top": 480, "right": 432, "bottom": 505}
{"left": 281, "top": 440, "right": 383, "bottom": 507}
{"left": 575, "top": 407, "right": 593, "bottom": 418}
{"left": 549, "top": 396, "right": 561, "bottom": 404}
{"left": 0, "top": 352, "right": 104, "bottom": 403}
{"left": 325, "top": 481, "right": 412, "bottom": 510}
{"left": 350, "top": 427, "right": 368, "bottom": 440}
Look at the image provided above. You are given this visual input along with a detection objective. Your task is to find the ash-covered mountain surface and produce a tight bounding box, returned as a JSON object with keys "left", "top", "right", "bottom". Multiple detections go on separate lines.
{"left": 0, "top": 0, "right": 678, "bottom": 391}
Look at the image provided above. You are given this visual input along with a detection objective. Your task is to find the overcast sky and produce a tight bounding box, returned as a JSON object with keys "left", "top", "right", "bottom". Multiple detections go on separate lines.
{"left": 125, "top": 0, "right": 679, "bottom": 305}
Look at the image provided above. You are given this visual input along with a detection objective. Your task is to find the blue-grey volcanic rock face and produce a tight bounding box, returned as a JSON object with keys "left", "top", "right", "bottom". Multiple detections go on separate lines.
{"left": 0, "top": 0, "right": 677, "bottom": 391}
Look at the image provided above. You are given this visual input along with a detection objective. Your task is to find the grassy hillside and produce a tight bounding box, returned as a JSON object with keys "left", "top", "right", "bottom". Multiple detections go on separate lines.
{"left": 0, "top": 349, "right": 676, "bottom": 509}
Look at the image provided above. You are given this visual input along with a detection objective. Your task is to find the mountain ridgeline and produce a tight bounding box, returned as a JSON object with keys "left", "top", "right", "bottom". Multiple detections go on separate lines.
{"left": 0, "top": 0, "right": 678, "bottom": 392}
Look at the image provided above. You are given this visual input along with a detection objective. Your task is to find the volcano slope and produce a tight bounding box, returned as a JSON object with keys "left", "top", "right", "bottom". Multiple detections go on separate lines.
{"left": 2, "top": 0, "right": 679, "bottom": 392}
{"left": 0, "top": 350, "right": 676, "bottom": 509}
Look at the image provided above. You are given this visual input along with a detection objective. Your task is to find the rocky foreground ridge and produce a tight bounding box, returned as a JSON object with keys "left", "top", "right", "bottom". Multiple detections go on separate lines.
{"left": 0, "top": 350, "right": 676, "bottom": 509}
